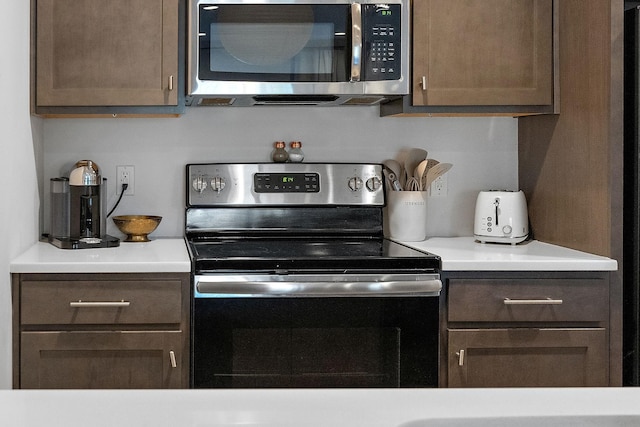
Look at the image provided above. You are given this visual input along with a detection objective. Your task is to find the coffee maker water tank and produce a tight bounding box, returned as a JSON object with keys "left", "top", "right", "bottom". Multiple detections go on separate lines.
{"left": 49, "top": 177, "right": 69, "bottom": 239}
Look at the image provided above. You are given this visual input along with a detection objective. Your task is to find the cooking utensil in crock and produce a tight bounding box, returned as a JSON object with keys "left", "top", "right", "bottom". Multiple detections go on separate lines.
{"left": 424, "top": 163, "right": 453, "bottom": 188}
{"left": 405, "top": 177, "right": 421, "bottom": 191}
{"left": 404, "top": 148, "right": 428, "bottom": 185}
{"left": 414, "top": 160, "right": 429, "bottom": 190}
{"left": 420, "top": 159, "right": 439, "bottom": 189}
{"left": 383, "top": 159, "right": 405, "bottom": 189}
{"left": 383, "top": 168, "right": 403, "bottom": 191}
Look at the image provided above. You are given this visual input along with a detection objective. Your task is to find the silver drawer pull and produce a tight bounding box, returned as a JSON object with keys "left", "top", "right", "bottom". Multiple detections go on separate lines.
{"left": 456, "top": 349, "right": 465, "bottom": 366}
{"left": 503, "top": 298, "right": 563, "bottom": 305}
{"left": 69, "top": 300, "right": 131, "bottom": 308}
{"left": 169, "top": 351, "right": 177, "bottom": 368}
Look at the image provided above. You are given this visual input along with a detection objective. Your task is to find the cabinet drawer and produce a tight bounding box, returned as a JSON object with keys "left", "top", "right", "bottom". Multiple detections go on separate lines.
{"left": 448, "top": 278, "right": 608, "bottom": 323}
{"left": 20, "top": 279, "right": 183, "bottom": 326}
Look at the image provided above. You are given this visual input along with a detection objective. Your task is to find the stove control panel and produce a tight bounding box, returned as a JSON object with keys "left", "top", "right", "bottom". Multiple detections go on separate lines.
{"left": 187, "top": 163, "right": 384, "bottom": 206}
{"left": 254, "top": 172, "right": 320, "bottom": 193}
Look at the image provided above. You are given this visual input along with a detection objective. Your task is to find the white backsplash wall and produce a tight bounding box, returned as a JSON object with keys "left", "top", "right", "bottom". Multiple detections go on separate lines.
{"left": 42, "top": 106, "right": 518, "bottom": 239}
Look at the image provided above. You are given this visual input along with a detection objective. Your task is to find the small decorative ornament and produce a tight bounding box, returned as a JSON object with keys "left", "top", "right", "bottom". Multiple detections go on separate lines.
{"left": 271, "top": 141, "right": 289, "bottom": 162}
{"left": 288, "top": 141, "right": 304, "bottom": 162}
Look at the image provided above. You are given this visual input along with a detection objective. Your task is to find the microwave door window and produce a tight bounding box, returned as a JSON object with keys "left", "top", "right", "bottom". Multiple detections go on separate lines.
{"left": 212, "top": 23, "right": 333, "bottom": 79}
{"left": 199, "top": 5, "right": 350, "bottom": 82}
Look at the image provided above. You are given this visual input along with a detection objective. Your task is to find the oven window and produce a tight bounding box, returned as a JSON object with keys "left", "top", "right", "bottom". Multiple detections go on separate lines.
{"left": 193, "top": 297, "right": 438, "bottom": 388}
{"left": 198, "top": 5, "right": 350, "bottom": 82}
{"left": 230, "top": 327, "right": 399, "bottom": 387}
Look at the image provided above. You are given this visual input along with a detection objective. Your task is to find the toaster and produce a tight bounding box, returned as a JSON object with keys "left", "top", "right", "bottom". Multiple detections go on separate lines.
{"left": 474, "top": 190, "right": 529, "bottom": 244}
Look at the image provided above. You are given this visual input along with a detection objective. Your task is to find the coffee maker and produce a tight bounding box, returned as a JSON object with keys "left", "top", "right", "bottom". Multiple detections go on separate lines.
{"left": 49, "top": 160, "right": 120, "bottom": 249}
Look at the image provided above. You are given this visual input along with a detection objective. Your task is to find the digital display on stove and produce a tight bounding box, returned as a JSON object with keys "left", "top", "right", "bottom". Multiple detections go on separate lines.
{"left": 254, "top": 173, "right": 320, "bottom": 193}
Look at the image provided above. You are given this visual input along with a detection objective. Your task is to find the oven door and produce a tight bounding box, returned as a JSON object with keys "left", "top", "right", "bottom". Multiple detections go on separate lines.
{"left": 192, "top": 274, "right": 441, "bottom": 388}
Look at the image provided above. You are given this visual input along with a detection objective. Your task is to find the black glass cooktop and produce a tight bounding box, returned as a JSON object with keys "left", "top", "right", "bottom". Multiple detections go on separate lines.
{"left": 189, "top": 237, "right": 440, "bottom": 273}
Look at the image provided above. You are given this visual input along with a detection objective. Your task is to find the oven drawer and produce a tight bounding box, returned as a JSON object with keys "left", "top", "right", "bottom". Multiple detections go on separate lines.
{"left": 447, "top": 278, "right": 608, "bottom": 323}
{"left": 20, "top": 279, "right": 183, "bottom": 326}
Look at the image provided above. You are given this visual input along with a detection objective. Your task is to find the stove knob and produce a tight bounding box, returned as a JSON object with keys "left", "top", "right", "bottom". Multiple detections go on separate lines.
{"left": 365, "top": 176, "right": 382, "bottom": 192}
{"left": 192, "top": 176, "right": 207, "bottom": 193}
{"left": 211, "top": 176, "right": 226, "bottom": 193}
{"left": 348, "top": 177, "right": 363, "bottom": 191}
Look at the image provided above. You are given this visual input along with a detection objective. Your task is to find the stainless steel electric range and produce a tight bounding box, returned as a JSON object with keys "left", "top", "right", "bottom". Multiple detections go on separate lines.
{"left": 185, "top": 163, "right": 441, "bottom": 388}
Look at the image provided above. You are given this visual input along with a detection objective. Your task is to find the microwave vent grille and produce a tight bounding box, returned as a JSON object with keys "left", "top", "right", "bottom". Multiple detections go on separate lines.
{"left": 198, "top": 98, "right": 236, "bottom": 106}
{"left": 252, "top": 95, "right": 339, "bottom": 105}
{"left": 342, "top": 97, "right": 385, "bottom": 106}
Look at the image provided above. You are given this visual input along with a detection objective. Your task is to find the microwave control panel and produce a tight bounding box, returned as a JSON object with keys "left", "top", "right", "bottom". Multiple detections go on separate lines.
{"left": 363, "top": 4, "right": 402, "bottom": 81}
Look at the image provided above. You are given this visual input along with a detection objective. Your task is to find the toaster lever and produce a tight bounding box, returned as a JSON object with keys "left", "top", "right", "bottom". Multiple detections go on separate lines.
{"left": 494, "top": 198, "right": 500, "bottom": 226}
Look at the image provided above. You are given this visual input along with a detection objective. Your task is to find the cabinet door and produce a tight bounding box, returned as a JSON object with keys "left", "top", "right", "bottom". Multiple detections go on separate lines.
{"left": 412, "top": 0, "right": 553, "bottom": 106}
{"left": 448, "top": 328, "right": 608, "bottom": 387}
{"left": 20, "top": 331, "right": 184, "bottom": 389}
{"left": 36, "top": 0, "right": 179, "bottom": 107}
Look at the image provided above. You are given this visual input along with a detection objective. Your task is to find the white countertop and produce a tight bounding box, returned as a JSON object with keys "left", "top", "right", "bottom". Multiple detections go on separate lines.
{"left": 10, "top": 236, "right": 617, "bottom": 273}
{"left": 399, "top": 237, "right": 618, "bottom": 271}
{"left": 2, "top": 388, "right": 639, "bottom": 426}
{"left": 9, "top": 238, "right": 191, "bottom": 273}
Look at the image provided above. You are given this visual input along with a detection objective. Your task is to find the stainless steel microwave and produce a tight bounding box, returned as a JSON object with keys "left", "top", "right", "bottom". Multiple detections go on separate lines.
{"left": 187, "top": 0, "right": 410, "bottom": 106}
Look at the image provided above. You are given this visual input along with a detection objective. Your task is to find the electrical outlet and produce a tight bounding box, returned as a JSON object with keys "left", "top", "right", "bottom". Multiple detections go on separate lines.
{"left": 116, "top": 165, "right": 135, "bottom": 195}
{"left": 429, "top": 174, "right": 448, "bottom": 197}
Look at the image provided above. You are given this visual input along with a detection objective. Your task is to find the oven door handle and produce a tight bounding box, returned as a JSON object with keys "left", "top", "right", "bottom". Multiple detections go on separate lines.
{"left": 195, "top": 278, "right": 442, "bottom": 297}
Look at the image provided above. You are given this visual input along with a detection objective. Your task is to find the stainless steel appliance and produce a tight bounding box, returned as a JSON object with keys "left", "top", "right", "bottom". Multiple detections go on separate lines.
{"left": 48, "top": 160, "right": 120, "bottom": 249}
{"left": 187, "top": 0, "right": 410, "bottom": 106}
{"left": 474, "top": 190, "right": 529, "bottom": 244}
{"left": 186, "top": 163, "right": 442, "bottom": 388}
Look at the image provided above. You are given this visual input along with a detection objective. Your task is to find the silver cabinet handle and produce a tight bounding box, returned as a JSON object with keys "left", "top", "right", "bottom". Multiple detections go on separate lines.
{"left": 420, "top": 76, "right": 426, "bottom": 90}
{"left": 69, "top": 300, "right": 130, "bottom": 308}
{"left": 169, "top": 351, "right": 177, "bottom": 368}
{"left": 168, "top": 75, "right": 174, "bottom": 91}
{"left": 503, "top": 298, "right": 563, "bottom": 305}
{"left": 456, "top": 350, "right": 465, "bottom": 366}
{"left": 350, "top": 3, "right": 362, "bottom": 82}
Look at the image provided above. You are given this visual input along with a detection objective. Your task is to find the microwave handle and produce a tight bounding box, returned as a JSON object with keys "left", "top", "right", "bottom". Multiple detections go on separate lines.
{"left": 350, "top": 3, "right": 362, "bottom": 82}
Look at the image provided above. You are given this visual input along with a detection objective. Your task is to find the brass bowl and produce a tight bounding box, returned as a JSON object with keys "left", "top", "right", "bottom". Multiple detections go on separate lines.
{"left": 112, "top": 215, "right": 162, "bottom": 242}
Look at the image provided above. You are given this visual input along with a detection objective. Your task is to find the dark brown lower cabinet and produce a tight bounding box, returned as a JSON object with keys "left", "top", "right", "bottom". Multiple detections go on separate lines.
{"left": 12, "top": 273, "right": 190, "bottom": 389}
{"left": 443, "top": 271, "right": 613, "bottom": 387}
{"left": 447, "top": 328, "right": 608, "bottom": 387}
